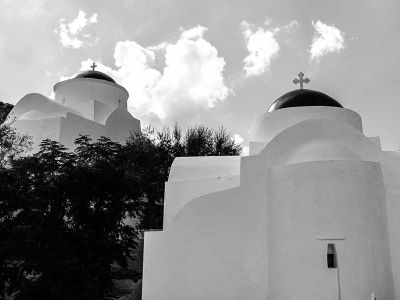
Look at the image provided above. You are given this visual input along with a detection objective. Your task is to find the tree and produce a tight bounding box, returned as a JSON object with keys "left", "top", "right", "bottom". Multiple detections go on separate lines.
{"left": 0, "top": 137, "right": 142, "bottom": 299}
{"left": 0, "top": 101, "right": 13, "bottom": 124}
{"left": 125, "top": 124, "right": 242, "bottom": 230}
{"left": 0, "top": 102, "right": 31, "bottom": 167}
{"left": 0, "top": 119, "right": 31, "bottom": 167}
{"left": 0, "top": 123, "right": 242, "bottom": 298}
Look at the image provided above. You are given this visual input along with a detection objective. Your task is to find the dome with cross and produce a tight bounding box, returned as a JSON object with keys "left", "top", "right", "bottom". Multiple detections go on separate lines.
{"left": 74, "top": 62, "right": 116, "bottom": 83}
{"left": 75, "top": 70, "right": 116, "bottom": 83}
{"left": 267, "top": 89, "right": 343, "bottom": 112}
{"left": 267, "top": 72, "right": 343, "bottom": 112}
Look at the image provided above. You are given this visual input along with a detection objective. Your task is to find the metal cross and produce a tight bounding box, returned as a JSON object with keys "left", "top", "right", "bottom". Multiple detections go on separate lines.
{"left": 90, "top": 62, "right": 97, "bottom": 71}
{"left": 293, "top": 72, "right": 310, "bottom": 89}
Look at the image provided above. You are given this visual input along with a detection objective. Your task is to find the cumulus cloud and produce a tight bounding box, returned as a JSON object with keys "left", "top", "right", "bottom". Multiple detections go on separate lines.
{"left": 56, "top": 10, "right": 98, "bottom": 49}
{"left": 71, "top": 26, "right": 230, "bottom": 123}
{"left": 232, "top": 134, "right": 244, "bottom": 145}
{"left": 309, "top": 20, "right": 345, "bottom": 61}
{"left": 231, "top": 134, "right": 249, "bottom": 156}
{"left": 180, "top": 25, "right": 207, "bottom": 39}
{"left": 154, "top": 29, "right": 230, "bottom": 119}
{"left": 283, "top": 20, "right": 299, "bottom": 31}
{"left": 240, "top": 21, "right": 280, "bottom": 77}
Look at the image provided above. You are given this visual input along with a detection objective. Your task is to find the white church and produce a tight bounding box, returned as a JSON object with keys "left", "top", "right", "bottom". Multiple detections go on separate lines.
{"left": 10, "top": 67, "right": 400, "bottom": 299}
{"left": 142, "top": 74, "right": 400, "bottom": 300}
{"left": 9, "top": 63, "right": 141, "bottom": 152}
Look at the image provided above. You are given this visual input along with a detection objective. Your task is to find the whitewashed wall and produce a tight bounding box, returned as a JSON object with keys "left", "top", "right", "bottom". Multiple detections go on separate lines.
{"left": 143, "top": 112, "right": 396, "bottom": 299}
{"left": 54, "top": 78, "right": 128, "bottom": 122}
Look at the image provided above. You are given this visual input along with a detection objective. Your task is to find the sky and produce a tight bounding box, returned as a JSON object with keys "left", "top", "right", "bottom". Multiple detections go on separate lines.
{"left": 1, "top": 0, "right": 400, "bottom": 151}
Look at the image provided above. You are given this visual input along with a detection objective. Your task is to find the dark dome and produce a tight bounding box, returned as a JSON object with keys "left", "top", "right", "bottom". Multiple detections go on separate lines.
{"left": 75, "top": 70, "right": 116, "bottom": 83}
{"left": 267, "top": 89, "right": 343, "bottom": 112}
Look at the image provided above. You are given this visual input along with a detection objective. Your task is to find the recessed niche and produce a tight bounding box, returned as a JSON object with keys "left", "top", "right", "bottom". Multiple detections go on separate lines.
{"left": 327, "top": 243, "right": 337, "bottom": 269}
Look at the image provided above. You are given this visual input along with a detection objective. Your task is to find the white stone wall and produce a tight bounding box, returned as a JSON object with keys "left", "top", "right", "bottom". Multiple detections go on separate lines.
{"left": 266, "top": 161, "right": 394, "bottom": 300}
{"left": 379, "top": 151, "right": 400, "bottom": 298}
{"left": 143, "top": 108, "right": 397, "bottom": 300}
{"left": 54, "top": 78, "right": 128, "bottom": 122}
{"left": 164, "top": 175, "right": 240, "bottom": 228}
{"left": 104, "top": 107, "right": 141, "bottom": 142}
{"left": 163, "top": 156, "right": 241, "bottom": 228}
{"left": 143, "top": 187, "right": 269, "bottom": 300}
{"left": 143, "top": 160, "right": 395, "bottom": 300}
{"left": 168, "top": 156, "right": 241, "bottom": 182}
{"left": 59, "top": 113, "right": 106, "bottom": 150}
{"left": 249, "top": 106, "right": 362, "bottom": 152}
{"left": 13, "top": 117, "right": 62, "bottom": 153}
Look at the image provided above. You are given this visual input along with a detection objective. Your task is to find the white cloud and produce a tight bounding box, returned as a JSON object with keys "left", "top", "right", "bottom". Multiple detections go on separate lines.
{"left": 89, "top": 13, "right": 98, "bottom": 23}
{"left": 309, "top": 20, "right": 345, "bottom": 61}
{"left": 241, "top": 21, "right": 280, "bottom": 77}
{"left": 264, "top": 17, "right": 273, "bottom": 26}
{"left": 283, "top": 20, "right": 299, "bottom": 30}
{"left": 154, "top": 29, "right": 230, "bottom": 119}
{"left": 69, "top": 26, "right": 230, "bottom": 123}
{"left": 180, "top": 25, "right": 207, "bottom": 39}
{"left": 148, "top": 42, "right": 169, "bottom": 51}
{"left": 56, "top": 10, "right": 98, "bottom": 49}
{"left": 232, "top": 134, "right": 244, "bottom": 145}
{"left": 231, "top": 134, "right": 249, "bottom": 156}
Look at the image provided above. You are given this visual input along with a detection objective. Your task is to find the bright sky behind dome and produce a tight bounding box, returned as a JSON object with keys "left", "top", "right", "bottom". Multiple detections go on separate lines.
{"left": 1, "top": 0, "right": 399, "bottom": 151}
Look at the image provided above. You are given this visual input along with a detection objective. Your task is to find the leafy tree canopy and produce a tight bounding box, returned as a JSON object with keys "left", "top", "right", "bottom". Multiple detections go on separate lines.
{"left": 0, "top": 119, "right": 31, "bottom": 168}
{"left": 1, "top": 137, "right": 141, "bottom": 299}
{"left": 125, "top": 125, "right": 241, "bottom": 229}
{"left": 0, "top": 124, "right": 241, "bottom": 299}
{"left": 0, "top": 101, "right": 13, "bottom": 124}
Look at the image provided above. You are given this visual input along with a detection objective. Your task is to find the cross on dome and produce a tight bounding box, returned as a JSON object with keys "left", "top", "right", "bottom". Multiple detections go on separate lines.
{"left": 293, "top": 72, "right": 310, "bottom": 89}
{"left": 90, "top": 62, "right": 97, "bottom": 71}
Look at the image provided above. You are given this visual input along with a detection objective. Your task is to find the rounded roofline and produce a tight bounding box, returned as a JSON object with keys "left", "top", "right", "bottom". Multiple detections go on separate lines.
{"left": 75, "top": 70, "right": 116, "bottom": 83}
{"left": 249, "top": 105, "right": 363, "bottom": 147}
{"left": 268, "top": 89, "right": 343, "bottom": 112}
{"left": 10, "top": 93, "right": 83, "bottom": 120}
{"left": 53, "top": 77, "right": 129, "bottom": 98}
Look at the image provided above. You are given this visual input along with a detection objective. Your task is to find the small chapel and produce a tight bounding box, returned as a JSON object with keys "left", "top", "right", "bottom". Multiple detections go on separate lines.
{"left": 142, "top": 73, "right": 400, "bottom": 300}
{"left": 9, "top": 63, "right": 141, "bottom": 152}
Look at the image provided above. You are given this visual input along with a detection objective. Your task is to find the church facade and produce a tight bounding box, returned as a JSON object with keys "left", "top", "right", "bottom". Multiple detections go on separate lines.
{"left": 142, "top": 86, "right": 400, "bottom": 299}
{"left": 9, "top": 66, "right": 140, "bottom": 152}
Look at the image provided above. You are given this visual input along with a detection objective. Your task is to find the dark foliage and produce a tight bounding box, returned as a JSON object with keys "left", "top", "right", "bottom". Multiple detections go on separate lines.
{"left": 0, "top": 119, "right": 31, "bottom": 168}
{"left": 0, "top": 124, "right": 241, "bottom": 299}
{"left": 0, "top": 101, "right": 13, "bottom": 124}
{"left": 0, "top": 137, "right": 141, "bottom": 299}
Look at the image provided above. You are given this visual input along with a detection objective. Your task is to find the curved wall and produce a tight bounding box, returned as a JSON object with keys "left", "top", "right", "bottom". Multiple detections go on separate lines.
{"left": 164, "top": 156, "right": 241, "bottom": 229}
{"left": 258, "top": 118, "right": 379, "bottom": 166}
{"left": 10, "top": 93, "right": 82, "bottom": 120}
{"left": 105, "top": 108, "right": 141, "bottom": 142}
{"left": 164, "top": 175, "right": 240, "bottom": 228}
{"left": 249, "top": 106, "right": 362, "bottom": 145}
{"left": 143, "top": 187, "right": 269, "bottom": 300}
{"left": 54, "top": 78, "right": 128, "bottom": 121}
{"left": 266, "top": 161, "right": 394, "bottom": 300}
{"left": 242, "top": 118, "right": 380, "bottom": 184}
{"left": 143, "top": 160, "right": 394, "bottom": 300}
